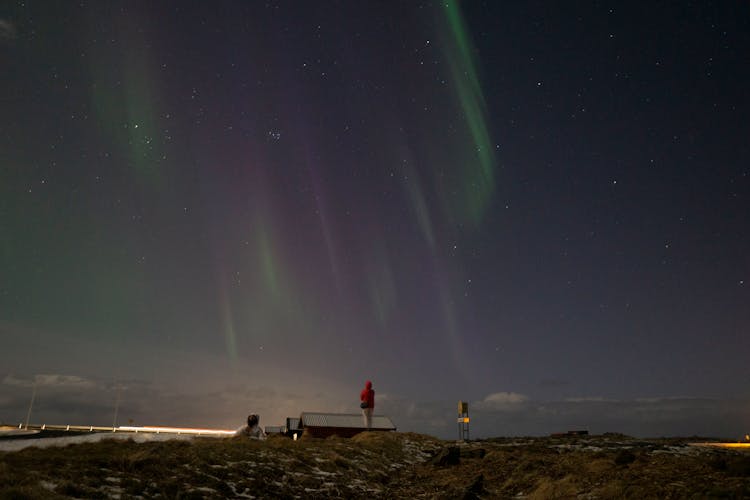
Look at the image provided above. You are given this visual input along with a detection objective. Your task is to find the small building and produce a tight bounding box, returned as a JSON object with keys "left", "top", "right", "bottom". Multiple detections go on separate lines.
{"left": 286, "top": 417, "right": 302, "bottom": 437}
{"left": 298, "top": 412, "right": 396, "bottom": 439}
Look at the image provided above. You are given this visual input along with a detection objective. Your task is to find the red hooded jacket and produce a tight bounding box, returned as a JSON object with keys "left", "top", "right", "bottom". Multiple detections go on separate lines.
{"left": 360, "top": 380, "right": 375, "bottom": 409}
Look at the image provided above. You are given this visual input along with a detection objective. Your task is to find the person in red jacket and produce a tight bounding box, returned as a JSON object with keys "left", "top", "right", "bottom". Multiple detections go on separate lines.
{"left": 360, "top": 380, "right": 375, "bottom": 429}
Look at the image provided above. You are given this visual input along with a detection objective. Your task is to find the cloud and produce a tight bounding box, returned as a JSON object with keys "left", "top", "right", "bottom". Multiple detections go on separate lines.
{"left": 464, "top": 395, "right": 750, "bottom": 439}
{"left": 563, "top": 397, "right": 620, "bottom": 403}
{"left": 36, "top": 374, "right": 97, "bottom": 388}
{"left": 2, "top": 375, "right": 33, "bottom": 388}
{"left": 370, "top": 391, "right": 750, "bottom": 439}
{"left": 0, "top": 365, "right": 361, "bottom": 430}
{"left": 2, "top": 361, "right": 747, "bottom": 440}
{"left": 474, "top": 391, "right": 528, "bottom": 410}
{"left": 0, "top": 19, "right": 17, "bottom": 41}
{"left": 3, "top": 374, "right": 97, "bottom": 389}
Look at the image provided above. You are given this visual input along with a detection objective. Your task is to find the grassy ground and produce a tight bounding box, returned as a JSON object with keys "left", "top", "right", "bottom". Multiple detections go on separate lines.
{"left": 1, "top": 432, "right": 749, "bottom": 498}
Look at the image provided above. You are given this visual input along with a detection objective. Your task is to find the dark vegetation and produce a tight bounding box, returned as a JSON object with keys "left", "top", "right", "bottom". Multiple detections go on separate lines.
{"left": 1, "top": 432, "right": 749, "bottom": 498}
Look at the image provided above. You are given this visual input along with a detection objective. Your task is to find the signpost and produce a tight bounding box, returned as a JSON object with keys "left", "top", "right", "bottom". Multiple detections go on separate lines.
{"left": 457, "top": 401, "right": 470, "bottom": 441}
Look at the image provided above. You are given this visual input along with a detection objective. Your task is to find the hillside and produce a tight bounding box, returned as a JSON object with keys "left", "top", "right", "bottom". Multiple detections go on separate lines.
{"left": 1, "top": 432, "right": 750, "bottom": 498}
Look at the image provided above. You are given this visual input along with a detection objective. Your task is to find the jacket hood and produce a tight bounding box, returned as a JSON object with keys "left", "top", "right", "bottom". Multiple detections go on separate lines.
{"left": 365, "top": 380, "right": 372, "bottom": 390}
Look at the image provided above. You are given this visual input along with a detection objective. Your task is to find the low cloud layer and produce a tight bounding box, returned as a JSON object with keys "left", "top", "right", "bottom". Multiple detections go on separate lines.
{"left": 2, "top": 374, "right": 748, "bottom": 440}
{"left": 0, "top": 370, "right": 356, "bottom": 431}
{"left": 378, "top": 392, "right": 750, "bottom": 440}
{"left": 4, "top": 374, "right": 97, "bottom": 389}
{"left": 475, "top": 391, "right": 528, "bottom": 409}
{"left": 0, "top": 19, "right": 17, "bottom": 41}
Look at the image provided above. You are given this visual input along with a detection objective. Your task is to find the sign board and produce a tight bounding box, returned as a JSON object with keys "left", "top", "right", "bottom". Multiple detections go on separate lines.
{"left": 458, "top": 401, "right": 468, "bottom": 414}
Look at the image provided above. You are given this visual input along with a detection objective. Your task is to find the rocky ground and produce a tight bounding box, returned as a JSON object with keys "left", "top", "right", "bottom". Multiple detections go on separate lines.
{"left": 1, "top": 431, "right": 749, "bottom": 498}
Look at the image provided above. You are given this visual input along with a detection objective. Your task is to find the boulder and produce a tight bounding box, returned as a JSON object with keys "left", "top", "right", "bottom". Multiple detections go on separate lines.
{"left": 431, "top": 446, "right": 460, "bottom": 466}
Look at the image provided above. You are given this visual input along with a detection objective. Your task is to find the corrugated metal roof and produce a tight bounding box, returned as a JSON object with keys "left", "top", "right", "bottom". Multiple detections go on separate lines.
{"left": 287, "top": 417, "right": 301, "bottom": 430}
{"left": 300, "top": 412, "right": 396, "bottom": 430}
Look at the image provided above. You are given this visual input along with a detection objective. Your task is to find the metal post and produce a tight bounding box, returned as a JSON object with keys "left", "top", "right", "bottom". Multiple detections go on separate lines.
{"left": 457, "top": 401, "right": 470, "bottom": 441}
{"left": 24, "top": 382, "right": 37, "bottom": 430}
{"left": 113, "top": 383, "right": 122, "bottom": 431}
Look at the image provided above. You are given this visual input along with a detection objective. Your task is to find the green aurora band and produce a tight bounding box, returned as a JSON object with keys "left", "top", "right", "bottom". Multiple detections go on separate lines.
{"left": 440, "top": 0, "right": 497, "bottom": 224}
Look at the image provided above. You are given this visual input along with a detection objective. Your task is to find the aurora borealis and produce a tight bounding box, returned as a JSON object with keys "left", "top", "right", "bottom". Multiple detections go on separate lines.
{"left": 2, "top": 2, "right": 749, "bottom": 438}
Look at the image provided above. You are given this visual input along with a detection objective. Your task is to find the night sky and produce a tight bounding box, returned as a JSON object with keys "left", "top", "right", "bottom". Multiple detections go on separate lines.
{"left": 2, "top": 1, "right": 749, "bottom": 438}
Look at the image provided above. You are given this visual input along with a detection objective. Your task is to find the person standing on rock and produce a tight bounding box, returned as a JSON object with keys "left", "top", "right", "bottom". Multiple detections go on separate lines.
{"left": 360, "top": 380, "right": 375, "bottom": 429}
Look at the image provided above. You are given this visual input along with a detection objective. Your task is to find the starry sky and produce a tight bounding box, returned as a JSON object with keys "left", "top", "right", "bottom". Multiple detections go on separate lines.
{"left": 1, "top": 1, "right": 749, "bottom": 438}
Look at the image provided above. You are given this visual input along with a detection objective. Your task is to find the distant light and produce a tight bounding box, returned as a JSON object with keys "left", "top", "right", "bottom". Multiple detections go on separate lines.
{"left": 690, "top": 442, "right": 750, "bottom": 449}
{"left": 116, "top": 426, "right": 235, "bottom": 436}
